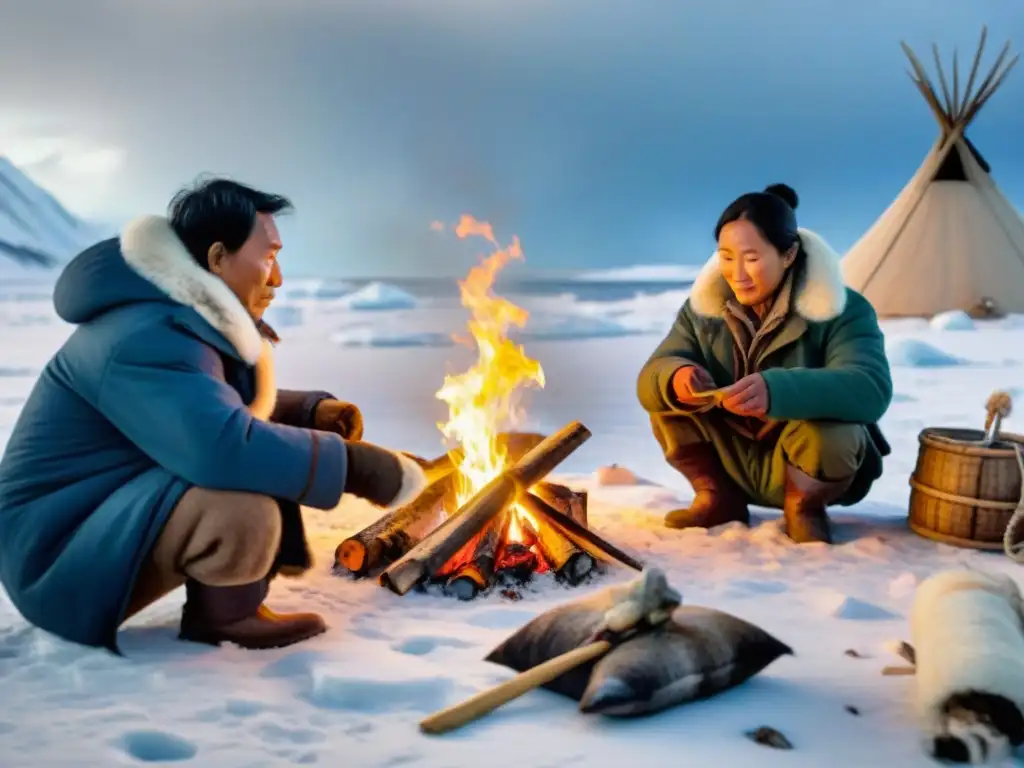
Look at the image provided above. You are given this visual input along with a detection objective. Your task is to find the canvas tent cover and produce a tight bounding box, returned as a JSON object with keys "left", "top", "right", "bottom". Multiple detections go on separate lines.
{"left": 840, "top": 29, "right": 1024, "bottom": 318}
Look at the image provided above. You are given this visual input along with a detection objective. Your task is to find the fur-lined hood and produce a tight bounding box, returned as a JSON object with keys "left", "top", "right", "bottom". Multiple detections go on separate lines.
{"left": 119, "top": 215, "right": 277, "bottom": 420}
{"left": 119, "top": 215, "right": 266, "bottom": 365}
{"left": 688, "top": 228, "right": 847, "bottom": 322}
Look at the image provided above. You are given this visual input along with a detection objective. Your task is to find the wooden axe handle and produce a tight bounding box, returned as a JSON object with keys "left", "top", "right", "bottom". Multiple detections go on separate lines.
{"left": 419, "top": 639, "right": 613, "bottom": 735}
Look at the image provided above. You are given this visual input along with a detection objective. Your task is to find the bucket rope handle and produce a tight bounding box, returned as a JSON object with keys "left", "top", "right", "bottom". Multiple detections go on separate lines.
{"left": 988, "top": 390, "right": 1024, "bottom": 562}
{"left": 1004, "top": 444, "right": 1024, "bottom": 563}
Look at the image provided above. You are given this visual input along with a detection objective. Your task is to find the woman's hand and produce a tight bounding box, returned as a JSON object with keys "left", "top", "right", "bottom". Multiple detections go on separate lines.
{"left": 671, "top": 365, "right": 716, "bottom": 405}
{"left": 314, "top": 399, "right": 365, "bottom": 440}
{"left": 720, "top": 374, "right": 769, "bottom": 417}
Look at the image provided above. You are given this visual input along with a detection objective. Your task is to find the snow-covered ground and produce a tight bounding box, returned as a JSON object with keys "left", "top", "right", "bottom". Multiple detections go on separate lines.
{"left": 2, "top": 279, "right": 1024, "bottom": 767}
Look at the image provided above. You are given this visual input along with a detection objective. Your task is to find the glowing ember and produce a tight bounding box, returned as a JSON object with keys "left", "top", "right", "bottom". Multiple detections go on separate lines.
{"left": 434, "top": 215, "right": 545, "bottom": 542}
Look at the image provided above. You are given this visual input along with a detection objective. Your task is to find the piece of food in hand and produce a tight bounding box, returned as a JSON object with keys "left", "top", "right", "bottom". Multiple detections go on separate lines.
{"left": 671, "top": 366, "right": 719, "bottom": 405}
{"left": 719, "top": 373, "right": 769, "bottom": 417}
{"left": 343, "top": 441, "right": 427, "bottom": 509}
{"left": 315, "top": 399, "right": 365, "bottom": 440}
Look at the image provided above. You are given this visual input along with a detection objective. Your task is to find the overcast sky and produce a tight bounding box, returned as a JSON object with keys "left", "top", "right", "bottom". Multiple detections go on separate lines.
{"left": 1, "top": 0, "right": 1021, "bottom": 277}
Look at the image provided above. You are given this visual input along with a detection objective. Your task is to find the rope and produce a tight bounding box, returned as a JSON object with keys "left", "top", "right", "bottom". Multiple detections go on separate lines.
{"left": 1003, "top": 444, "right": 1024, "bottom": 563}
{"left": 960, "top": 389, "right": 1024, "bottom": 563}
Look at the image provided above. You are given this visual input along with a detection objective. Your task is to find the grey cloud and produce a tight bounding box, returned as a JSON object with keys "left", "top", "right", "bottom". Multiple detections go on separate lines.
{"left": 0, "top": 0, "right": 1021, "bottom": 275}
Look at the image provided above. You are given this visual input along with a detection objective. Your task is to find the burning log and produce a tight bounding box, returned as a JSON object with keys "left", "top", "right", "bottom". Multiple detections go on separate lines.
{"left": 335, "top": 473, "right": 454, "bottom": 577}
{"left": 378, "top": 421, "right": 593, "bottom": 596}
{"left": 504, "top": 422, "right": 591, "bottom": 488}
{"left": 443, "top": 510, "right": 511, "bottom": 601}
{"left": 519, "top": 493, "right": 644, "bottom": 572}
{"left": 518, "top": 513, "right": 594, "bottom": 586}
{"left": 533, "top": 481, "right": 587, "bottom": 526}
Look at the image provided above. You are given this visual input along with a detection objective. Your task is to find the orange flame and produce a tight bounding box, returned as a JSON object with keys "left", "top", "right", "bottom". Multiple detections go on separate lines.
{"left": 434, "top": 215, "right": 545, "bottom": 541}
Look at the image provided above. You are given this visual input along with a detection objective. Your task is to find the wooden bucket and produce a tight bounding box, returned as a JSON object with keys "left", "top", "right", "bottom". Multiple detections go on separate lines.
{"left": 908, "top": 427, "right": 1024, "bottom": 550}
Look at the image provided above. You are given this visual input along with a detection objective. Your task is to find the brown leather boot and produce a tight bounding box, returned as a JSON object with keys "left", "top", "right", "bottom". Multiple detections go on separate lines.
{"left": 179, "top": 579, "right": 327, "bottom": 650}
{"left": 783, "top": 464, "right": 854, "bottom": 544}
{"left": 664, "top": 444, "right": 750, "bottom": 529}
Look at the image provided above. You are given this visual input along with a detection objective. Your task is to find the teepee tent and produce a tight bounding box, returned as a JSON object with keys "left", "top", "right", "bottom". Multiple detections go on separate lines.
{"left": 841, "top": 28, "right": 1024, "bottom": 318}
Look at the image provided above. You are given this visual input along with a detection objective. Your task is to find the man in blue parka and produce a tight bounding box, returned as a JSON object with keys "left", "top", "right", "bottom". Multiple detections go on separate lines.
{"left": 0, "top": 178, "right": 427, "bottom": 652}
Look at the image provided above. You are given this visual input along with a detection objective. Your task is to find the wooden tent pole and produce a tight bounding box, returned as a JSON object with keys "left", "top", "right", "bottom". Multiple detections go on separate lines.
{"left": 956, "top": 26, "right": 989, "bottom": 123}
{"left": 856, "top": 127, "right": 963, "bottom": 296}
{"left": 855, "top": 28, "right": 1017, "bottom": 297}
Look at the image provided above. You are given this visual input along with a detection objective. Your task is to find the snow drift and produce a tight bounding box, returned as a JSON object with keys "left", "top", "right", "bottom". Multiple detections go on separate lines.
{"left": 337, "top": 282, "right": 419, "bottom": 311}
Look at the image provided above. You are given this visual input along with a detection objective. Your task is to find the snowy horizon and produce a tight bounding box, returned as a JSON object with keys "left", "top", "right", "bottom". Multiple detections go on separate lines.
{"left": 0, "top": 155, "right": 708, "bottom": 282}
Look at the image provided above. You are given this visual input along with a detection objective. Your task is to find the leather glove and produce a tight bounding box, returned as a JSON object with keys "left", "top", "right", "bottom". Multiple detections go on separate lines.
{"left": 344, "top": 441, "right": 427, "bottom": 509}
{"left": 314, "top": 399, "right": 365, "bottom": 440}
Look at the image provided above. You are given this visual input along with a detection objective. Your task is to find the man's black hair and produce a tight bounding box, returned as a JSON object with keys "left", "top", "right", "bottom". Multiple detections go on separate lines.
{"left": 168, "top": 177, "right": 293, "bottom": 268}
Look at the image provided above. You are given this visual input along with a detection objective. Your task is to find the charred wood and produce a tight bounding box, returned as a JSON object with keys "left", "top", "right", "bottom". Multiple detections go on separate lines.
{"left": 519, "top": 513, "right": 594, "bottom": 586}
{"left": 533, "top": 481, "right": 588, "bottom": 526}
{"left": 335, "top": 473, "right": 453, "bottom": 577}
{"left": 443, "top": 510, "right": 511, "bottom": 601}
{"left": 520, "top": 493, "right": 644, "bottom": 572}
{"left": 494, "top": 541, "right": 539, "bottom": 584}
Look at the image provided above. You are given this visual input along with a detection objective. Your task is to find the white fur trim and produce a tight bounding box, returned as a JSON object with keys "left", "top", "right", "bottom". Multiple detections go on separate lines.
{"left": 247, "top": 339, "right": 278, "bottom": 421}
{"left": 794, "top": 229, "right": 847, "bottom": 322}
{"left": 911, "top": 569, "right": 1024, "bottom": 763}
{"left": 688, "top": 252, "right": 724, "bottom": 318}
{"left": 119, "top": 215, "right": 264, "bottom": 365}
{"left": 688, "top": 227, "right": 847, "bottom": 322}
{"left": 382, "top": 453, "right": 429, "bottom": 511}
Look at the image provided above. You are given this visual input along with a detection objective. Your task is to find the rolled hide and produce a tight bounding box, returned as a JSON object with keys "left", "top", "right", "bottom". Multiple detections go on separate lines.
{"left": 911, "top": 569, "right": 1024, "bottom": 763}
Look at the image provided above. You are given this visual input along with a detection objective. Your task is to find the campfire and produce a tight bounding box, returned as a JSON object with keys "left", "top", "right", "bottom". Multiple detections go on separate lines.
{"left": 333, "top": 217, "right": 642, "bottom": 599}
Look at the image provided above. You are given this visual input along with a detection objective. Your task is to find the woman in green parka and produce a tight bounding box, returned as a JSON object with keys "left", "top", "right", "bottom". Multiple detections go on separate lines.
{"left": 637, "top": 183, "right": 893, "bottom": 544}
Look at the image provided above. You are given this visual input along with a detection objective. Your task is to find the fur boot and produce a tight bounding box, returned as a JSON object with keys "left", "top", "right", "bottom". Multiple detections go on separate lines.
{"left": 663, "top": 444, "right": 750, "bottom": 529}
{"left": 782, "top": 464, "right": 852, "bottom": 544}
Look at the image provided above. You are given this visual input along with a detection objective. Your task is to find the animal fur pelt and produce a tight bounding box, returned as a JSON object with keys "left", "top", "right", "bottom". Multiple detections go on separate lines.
{"left": 486, "top": 577, "right": 792, "bottom": 716}
{"left": 910, "top": 569, "right": 1024, "bottom": 763}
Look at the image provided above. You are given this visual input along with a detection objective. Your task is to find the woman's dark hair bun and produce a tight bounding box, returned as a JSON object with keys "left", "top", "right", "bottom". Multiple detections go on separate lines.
{"left": 764, "top": 183, "right": 798, "bottom": 210}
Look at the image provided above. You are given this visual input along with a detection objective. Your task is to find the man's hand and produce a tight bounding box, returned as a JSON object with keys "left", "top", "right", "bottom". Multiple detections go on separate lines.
{"left": 671, "top": 365, "right": 717, "bottom": 406}
{"left": 720, "top": 374, "right": 770, "bottom": 417}
{"left": 314, "top": 399, "right": 365, "bottom": 440}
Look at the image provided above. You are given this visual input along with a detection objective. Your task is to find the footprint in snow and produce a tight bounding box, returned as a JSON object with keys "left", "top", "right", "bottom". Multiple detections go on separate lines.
{"left": 224, "top": 698, "right": 267, "bottom": 717}
{"left": 383, "top": 755, "right": 421, "bottom": 766}
{"left": 304, "top": 674, "right": 456, "bottom": 714}
{"left": 257, "top": 723, "right": 326, "bottom": 746}
{"left": 464, "top": 608, "right": 538, "bottom": 630}
{"left": 721, "top": 579, "right": 789, "bottom": 598}
{"left": 351, "top": 625, "right": 391, "bottom": 641}
{"left": 115, "top": 730, "right": 198, "bottom": 762}
{"left": 258, "top": 650, "right": 331, "bottom": 679}
{"left": 390, "top": 635, "right": 476, "bottom": 656}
